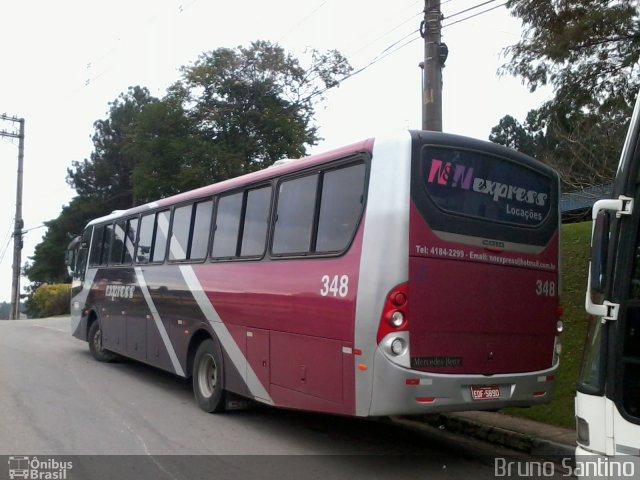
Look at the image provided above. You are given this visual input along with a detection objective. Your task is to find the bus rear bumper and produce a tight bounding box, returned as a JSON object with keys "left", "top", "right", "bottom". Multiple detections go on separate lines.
{"left": 367, "top": 347, "right": 558, "bottom": 416}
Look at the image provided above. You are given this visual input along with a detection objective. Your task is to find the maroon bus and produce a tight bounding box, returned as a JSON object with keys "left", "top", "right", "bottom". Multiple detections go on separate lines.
{"left": 68, "top": 131, "right": 562, "bottom": 416}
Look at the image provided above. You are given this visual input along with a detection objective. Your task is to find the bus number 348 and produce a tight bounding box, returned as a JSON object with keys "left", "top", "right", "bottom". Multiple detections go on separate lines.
{"left": 320, "top": 275, "right": 349, "bottom": 297}
{"left": 535, "top": 280, "right": 556, "bottom": 297}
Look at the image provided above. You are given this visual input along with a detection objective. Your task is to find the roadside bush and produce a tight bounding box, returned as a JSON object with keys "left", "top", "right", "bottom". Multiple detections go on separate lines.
{"left": 31, "top": 283, "right": 71, "bottom": 318}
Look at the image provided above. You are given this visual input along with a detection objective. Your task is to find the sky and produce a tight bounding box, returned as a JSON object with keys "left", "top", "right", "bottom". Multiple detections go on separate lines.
{"left": 0, "top": 0, "right": 552, "bottom": 303}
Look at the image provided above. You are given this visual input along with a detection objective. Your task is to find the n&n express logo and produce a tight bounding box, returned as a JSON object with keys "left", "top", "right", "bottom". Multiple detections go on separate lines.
{"left": 427, "top": 159, "right": 548, "bottom": 221}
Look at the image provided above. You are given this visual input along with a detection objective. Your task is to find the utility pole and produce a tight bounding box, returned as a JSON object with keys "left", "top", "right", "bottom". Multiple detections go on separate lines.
{"left": 421, "top": 0, "right": 447, "bottom": 131}
{"left": 1, "top": 114, "right": 25, "bottom": 320}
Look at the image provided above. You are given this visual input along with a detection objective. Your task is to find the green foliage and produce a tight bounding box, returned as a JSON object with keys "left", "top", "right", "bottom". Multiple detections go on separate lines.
{"left": 504, "top": 221, "right": 592, "bottom": 428}
{"left": 24, "top": 196, "right": 107, "bottom": 286}
{"left": 493, "top": 1, "right": 640, "bottom": 189}
{"left": 130, "top": 41, "right": 352, "bottom": 201}
{"left": 67, "top": 86, "right": 158, "bottom": 207}
{"left": 490, "top": 106, "right": 627, "bottom": 189}
{"left": 26, "top": 41, "right": 351, "bottom": 291}
{"left": 31, "top": 284, "right": 71, "bottom": 318}
{"left": 504, "top": 0, "right": 639, "bottom": 109}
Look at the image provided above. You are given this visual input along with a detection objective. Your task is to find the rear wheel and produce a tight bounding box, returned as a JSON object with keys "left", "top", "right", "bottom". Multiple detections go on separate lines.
{"left": 193, "top": 339, "right": 226, "bottom": 413}
{"left": 88, "top": 320, "right": 117, "bottom": 362}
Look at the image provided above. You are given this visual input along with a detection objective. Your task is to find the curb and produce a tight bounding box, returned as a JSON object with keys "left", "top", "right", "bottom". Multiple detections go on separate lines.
{"left": 406, "top": 413, "right": 576, "bottom": 465}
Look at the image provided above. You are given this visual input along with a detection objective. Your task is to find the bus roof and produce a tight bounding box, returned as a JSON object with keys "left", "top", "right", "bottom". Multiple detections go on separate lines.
{"left": 86, "top": 136, "right": 376, "bottom": 227}
{"left": 84, "top": 129, "right": 556, "bottom": 228}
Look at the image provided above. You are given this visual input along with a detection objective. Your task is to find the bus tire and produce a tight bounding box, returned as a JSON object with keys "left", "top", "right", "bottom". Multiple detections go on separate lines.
{"left": 88, "top": 320, "right": 117, "bottom": 363}
{"left": 193, "top": 339, "right": 226, "bottom": 413}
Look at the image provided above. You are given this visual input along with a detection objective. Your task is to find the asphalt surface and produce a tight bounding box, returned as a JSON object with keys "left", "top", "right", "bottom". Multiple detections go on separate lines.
{"left": 0, "top": 317, "right": 574, "bottom": 479}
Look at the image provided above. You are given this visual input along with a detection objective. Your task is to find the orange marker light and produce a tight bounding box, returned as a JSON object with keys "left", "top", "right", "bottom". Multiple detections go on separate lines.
{"left": 358, "top": 363, "right": 368, "bottom": 371}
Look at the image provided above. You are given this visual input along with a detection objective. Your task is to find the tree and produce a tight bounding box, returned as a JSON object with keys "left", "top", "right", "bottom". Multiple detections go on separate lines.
{"left": 129, "top": 41, "right": 352, "bottom": 201}
{"left": 490, "top": 106, "right": 624, "bottom": 189}
{"left": 173, "top": 41, "right": 351, "bottom": 178}
{"left": 23, "top": 196, "right": 107, "bottom": 285}
{"left": 26, "top": 41, "right": 351, "bottom": 293}
{"left": 489, "top": 114, "right": 539, "bottom": 157}
{"left": 67, "top": 86, "right": 158, "bottom": 208}
{"left": 492, "top": 0, "right": 640, "bottom": 188}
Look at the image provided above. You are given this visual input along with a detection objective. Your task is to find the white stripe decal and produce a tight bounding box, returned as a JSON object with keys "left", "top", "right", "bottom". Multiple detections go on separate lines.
{"left": 134, "top": 267, "right": 185, "bottom": 376}
{"left": 71, "top": 268, "right": 98, "bottom": 334}
{"left": 179, "top": 265, "right": 272, "bottom": 403}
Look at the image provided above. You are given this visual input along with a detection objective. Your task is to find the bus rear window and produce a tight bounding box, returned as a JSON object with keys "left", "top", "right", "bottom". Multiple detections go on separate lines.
{"left": 422, "top": 147, "right": 551, "bottom": 227}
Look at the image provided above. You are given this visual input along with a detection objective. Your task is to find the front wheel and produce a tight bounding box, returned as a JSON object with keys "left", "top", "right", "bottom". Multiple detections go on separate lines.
{"left": 88, "top": 320, "right": 117, "bottom": 362}
{"left": 193, "top": 338, "right": 226, "bottom": 413}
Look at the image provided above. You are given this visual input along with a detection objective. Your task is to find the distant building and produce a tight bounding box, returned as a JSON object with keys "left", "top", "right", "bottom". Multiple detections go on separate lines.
{"left": 560, "top": 184, "right": 613, "bottom": 223}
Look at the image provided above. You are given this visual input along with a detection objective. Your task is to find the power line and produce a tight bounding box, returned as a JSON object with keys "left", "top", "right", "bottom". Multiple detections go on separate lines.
{"left": 445, "top": 0, "right": 498, "bottom": 20}
{"left": 277, "top": 0, "right": 332, "bottom": 42}
{"left": 302, "top": 5, "right": 423, "bottom": 87}
{"left": 442, "top": 2, "right": 507, "bottom": 28}
{"left": 0, "top": 222, "right": 13, "bottom": 265}
{"left": 75, "top": 1, "right": 200, "bottom": 94}
{"left": 305, "top": 29, "right": 421, "bottom": 102}
{"left": 348, "top": 11, "right": 423, "bottom": 59}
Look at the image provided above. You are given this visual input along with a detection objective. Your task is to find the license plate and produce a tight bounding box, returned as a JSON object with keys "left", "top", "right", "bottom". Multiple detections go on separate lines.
{"left": 471, "top": 385, "right": 501, "bottom": 400}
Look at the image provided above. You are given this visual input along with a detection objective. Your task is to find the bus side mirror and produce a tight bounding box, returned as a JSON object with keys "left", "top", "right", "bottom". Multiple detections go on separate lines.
{"left": 590, "top": 210, "right": 610, "bottom": 294}
{"left": 65, "top": 250, "right": 75, "bottom": 277}
{"left": 585, "top": 196, "right": 633, "bottom": 321}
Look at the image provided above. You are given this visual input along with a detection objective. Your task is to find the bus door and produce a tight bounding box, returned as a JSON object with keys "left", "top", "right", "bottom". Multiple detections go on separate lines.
{"left": 587, "top": 186, "right": 640, "bottom": 459}
{"left": 581, "top": 90, "right": 640, "bottom": 465}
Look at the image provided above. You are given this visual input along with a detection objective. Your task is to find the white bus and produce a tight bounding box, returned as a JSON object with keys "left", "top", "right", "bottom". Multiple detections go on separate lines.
{"left": 577, "top": 95, "right": 640, "bottom": 478}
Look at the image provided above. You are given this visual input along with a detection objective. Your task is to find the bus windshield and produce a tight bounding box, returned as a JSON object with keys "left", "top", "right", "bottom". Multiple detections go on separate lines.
{"left": 411, "top": 137, "right": 559, "bottom": 249}
{"left": 422, "top": 147, "right": 552, "bottom": 227}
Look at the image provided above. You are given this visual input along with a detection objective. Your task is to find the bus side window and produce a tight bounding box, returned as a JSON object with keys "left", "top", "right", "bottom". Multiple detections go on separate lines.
{"left": 170, "top": 204, "right": 192, "bottom": 261}
{"left": 152, "top": 210, "right": 171, "bottom": 263}
{"left": 240, "top": 187, "right": 271, "bottom": 257}
{"left": 102, "top": 224, "right": 114, "bottom": 266}
{"left": 212, "top": 193, "right": 243, "bottom": 259}
{"left": 316, "top": 163, "right": 366, "bottom": 253}
{"left": 190, "top": 200, "right": 213, "bottom": 260}
{"left": 89, "top": 225, "right": 105, "bottom": 267}
{"left": 123, "top": 218, "right": 137, "bottom": 264}
{"left": 110, "top": 220, "right": 126, "bottom": 265}
{"left": 272, "top": 174, "right": 318, "bottom": 255}
{"left": 136, "top": 214, "right": 154, "bottom": 264}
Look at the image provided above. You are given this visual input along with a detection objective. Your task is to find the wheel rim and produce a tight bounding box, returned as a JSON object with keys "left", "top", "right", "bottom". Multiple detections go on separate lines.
{"left": 93, "top": 328, "right": 103, "bottom": 353}
{"left": 197, "top": 353, "right": 217, "bottom": 398}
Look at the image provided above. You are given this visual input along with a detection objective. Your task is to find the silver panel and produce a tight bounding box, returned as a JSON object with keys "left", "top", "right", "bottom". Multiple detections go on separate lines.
{"left": 353, "top": 132, "right": 412, "bottom": 416}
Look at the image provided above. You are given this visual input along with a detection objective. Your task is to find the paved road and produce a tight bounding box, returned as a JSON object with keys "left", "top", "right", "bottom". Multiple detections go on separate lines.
{"left": 0, "top": 318, "right": 568, "bottom": 479}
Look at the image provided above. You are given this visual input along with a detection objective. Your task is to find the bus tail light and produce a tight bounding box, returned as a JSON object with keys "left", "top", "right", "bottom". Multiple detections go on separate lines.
{"left": 376, "top": 283, "right": 409, "bottom": 343}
